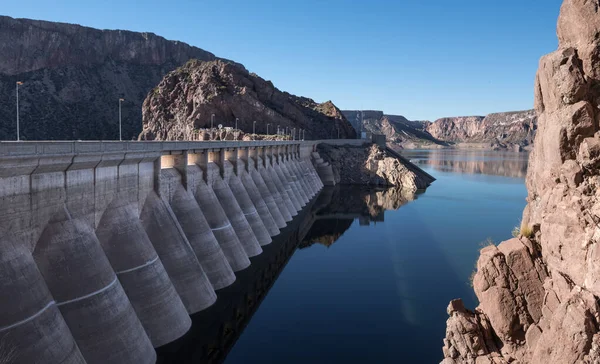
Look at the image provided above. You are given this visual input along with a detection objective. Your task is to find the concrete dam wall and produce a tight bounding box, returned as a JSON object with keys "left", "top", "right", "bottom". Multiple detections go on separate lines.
{"left": 0, "top": 140, "right": 324, "bottom": 364}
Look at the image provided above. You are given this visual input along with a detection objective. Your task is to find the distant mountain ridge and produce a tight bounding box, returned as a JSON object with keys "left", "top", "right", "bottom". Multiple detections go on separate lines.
{"left": 427, "top": 109, "right": 537, "bottom": 146}
{"left": 342, "top": 109, "right": 537, "bottom": 149}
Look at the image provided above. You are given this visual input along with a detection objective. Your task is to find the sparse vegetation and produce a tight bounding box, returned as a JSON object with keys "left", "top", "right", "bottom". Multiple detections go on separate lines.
{"left": 512, "top": 226, "right": 520, "bottom": 238}
{"left": 469, "top": 269, "right": 477, "bottom": 288}
{"left": 520, "top": 223, "right": 534, "bottom": 239}
{"left": 512, "top": 221, "right": 534, "bottom": 239}
{"left": 479, "top": 237, "right": 495, "bottom": 249}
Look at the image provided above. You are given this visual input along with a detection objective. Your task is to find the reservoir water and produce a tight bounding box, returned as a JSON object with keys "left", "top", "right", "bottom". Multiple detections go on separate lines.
{"left": 158, "top": 149, "right": 529, "bottom": 364}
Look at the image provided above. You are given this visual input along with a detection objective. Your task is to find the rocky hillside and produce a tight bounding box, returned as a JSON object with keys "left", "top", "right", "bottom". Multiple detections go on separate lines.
{"left": 139, "top": 59, "right": 356, "bottom": 140}
{"left": 427, "top": 110, "right": 537, "bottom": 146}
{"left": 343, "top": 110, "right": 444, "bottom": 148}
{"left": 0, "top": 16, "right": 238, "bottom": 140}
{"left": 442, "top": 1, "right": 600, "bottom": 363}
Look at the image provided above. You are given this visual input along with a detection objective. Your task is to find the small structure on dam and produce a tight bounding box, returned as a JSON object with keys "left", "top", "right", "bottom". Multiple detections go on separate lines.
{"left": 0, "top": 140, "right": 325, "bottom": 364}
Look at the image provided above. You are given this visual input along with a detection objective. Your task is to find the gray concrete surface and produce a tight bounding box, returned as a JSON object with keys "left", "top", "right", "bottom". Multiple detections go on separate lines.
{"left": 33, "top": 211, "right": 155, "bottom": 364}
{"left": 140, "top": 192, "right": 217, "bottom": 314}
{"left": 0, "top": 139, "right": 331, "bottom": 363}
{"left": 193, "top": 164, "right": 251, "bottom": 272}
{"left": 95, "top": 198, "right": 191, "bottom": 348}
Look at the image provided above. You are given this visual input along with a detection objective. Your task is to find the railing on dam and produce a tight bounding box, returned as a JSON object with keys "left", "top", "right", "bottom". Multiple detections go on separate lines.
{"left": 0, "top": 139, "right": 328, "bottom": 364}
{"left": 0, "top": 140, "right": 303, "bottom": 156}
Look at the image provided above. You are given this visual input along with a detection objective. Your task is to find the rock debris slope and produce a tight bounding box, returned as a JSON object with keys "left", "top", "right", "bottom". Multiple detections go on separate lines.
{"left": 442, "top": 1, "right": 600, "bottom": 363}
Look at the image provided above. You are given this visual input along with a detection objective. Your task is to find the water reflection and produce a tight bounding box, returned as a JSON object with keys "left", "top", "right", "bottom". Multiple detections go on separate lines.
{"left": 157, "top": 185, "right": 413, "bottom": 363}
{"left": 402, "top": 149, "right": 529, "bottom": 178}
{"left": 300, "top": 186, "right": 415, "bottom": 248}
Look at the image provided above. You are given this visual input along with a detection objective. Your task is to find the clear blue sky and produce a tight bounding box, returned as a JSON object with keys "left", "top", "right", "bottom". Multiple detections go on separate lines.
{"left": 4, "top": 0, "right": 563, "bottom": 121}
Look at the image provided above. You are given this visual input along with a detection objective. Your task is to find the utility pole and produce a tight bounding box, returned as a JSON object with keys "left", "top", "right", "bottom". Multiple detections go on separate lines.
{"left": 119, "top": 98, "right": 124, "bottom": 141}
{"left": 16, "top": 81, "right": 23, "bottom": 141}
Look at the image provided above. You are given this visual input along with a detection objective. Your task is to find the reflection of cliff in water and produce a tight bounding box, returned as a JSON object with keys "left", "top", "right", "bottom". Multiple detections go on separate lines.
{"left": 157, "top": 186, "right": 414, "bottom": 363}
{"left": 300, "top": 186, "right": 415, "bottom": 249}
{"left": 403, "top": 149, "right": 529, "bottom": 178}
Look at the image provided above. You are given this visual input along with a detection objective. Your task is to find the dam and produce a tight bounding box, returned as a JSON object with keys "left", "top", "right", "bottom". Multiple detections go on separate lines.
{"left": 0, "top": 140, "right": 328, "bottom": 364}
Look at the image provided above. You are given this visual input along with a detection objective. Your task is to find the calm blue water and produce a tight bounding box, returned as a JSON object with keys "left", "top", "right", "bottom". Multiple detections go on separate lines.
{"left": 224, "top": 149, "right": 528, "bottom": 364}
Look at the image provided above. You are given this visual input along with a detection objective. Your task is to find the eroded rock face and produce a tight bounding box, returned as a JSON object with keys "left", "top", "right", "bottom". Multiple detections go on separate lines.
{"left": 139, "top": 59, "right": 356, "bottom": 141}
{"left": 442, "top": 1, "right": 600, "bottom": 363}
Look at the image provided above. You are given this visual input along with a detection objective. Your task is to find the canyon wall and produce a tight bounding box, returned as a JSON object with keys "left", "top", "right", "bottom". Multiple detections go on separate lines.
{"left": 0, "top": 15, "right": 232, "bottom": 141}
{"left": 427, "top": 110, "right": 537, "bottom": 148}
{"left": 342, "top": 109, "right": 537, "bottom": 149}
{"left": 442, "top": 1, "right": 600, "bottom": 363}
{"left": 0, "top": 16, "right": 354, "bottom": 142}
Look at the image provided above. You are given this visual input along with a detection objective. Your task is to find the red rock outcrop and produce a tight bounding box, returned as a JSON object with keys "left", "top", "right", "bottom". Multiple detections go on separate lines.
{"left": 139, "top": 59, "right": 356, "bottom": 141}
{"left": 442, "top": 1, "right": 600, "bottom": 363}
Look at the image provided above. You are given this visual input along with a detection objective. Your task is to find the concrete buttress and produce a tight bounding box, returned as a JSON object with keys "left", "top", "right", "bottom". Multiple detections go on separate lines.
{"left": 95, "top": 197, "right": 191, "bottom": 347}
{"left": 140, "top": 192, "right": 217, "bottom": 314}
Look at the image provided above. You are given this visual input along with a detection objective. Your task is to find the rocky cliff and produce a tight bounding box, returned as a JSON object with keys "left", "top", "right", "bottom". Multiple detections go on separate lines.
{"left": 0, "top": 15, "right": 239, "bottom": 140}
{"left": 316, "top": 143, "right": 434, "bottom": 190}
{"left": 442, "top": 1, "right": 600, "bottom": 363}
{"left": 139, "top": 59, "right": 356, "bottom": 141}
{"left": 427, "top": 110, "right": 537, "bottom": 148}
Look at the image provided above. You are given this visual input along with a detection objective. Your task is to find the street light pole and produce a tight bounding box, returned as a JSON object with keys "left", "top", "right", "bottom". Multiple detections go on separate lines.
{"left": 16, "top": 81, "right": 23, "bottom": 141}
{"left": 267, "top": 123, "right": 270, "bottom": 135}
{"left": 235, "top": 117, "right": 239, "bottom": 130}
{"left": 119, "top": 98, "right": 124, "bottom": 141}
{"left": 253, "top": 120, "right": 256, "bottom": 140}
